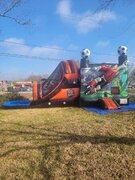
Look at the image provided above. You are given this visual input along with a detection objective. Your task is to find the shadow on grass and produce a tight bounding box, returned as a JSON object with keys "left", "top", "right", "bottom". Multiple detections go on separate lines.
{"left": 0, "top": 120, "right": 135, "bottom": 178}
{"left": 0, "top": 120, "right": 135, "bottom": 151}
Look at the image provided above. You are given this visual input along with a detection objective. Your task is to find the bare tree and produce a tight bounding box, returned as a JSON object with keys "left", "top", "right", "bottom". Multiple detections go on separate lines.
{"left": 25, "top": 74, "right": 49, "bottom": 81}
{"left": 98, "top": 0, "right": 116, "bottom": 9}
{"left": 99, "top": 0, "right": 135, "bottom": 9}
{"left": 0, "top": 0, "right": 29, "bottom": 25}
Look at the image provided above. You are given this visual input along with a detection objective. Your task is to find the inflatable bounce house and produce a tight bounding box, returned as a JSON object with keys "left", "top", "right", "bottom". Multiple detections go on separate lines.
{"left": 80, "top": 46, "right": 129, "bottom": 110}
{"left": 3, "top": 45, "right": 129, "bottom": 110}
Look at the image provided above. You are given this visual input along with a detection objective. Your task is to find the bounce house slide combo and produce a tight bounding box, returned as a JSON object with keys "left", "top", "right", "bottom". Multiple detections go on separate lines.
{"left": 2, "top": 46, "right": 130, "bottom": 111}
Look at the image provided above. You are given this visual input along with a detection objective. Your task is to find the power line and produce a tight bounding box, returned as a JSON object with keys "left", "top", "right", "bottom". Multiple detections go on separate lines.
{"left": 0, "top": 52, "right": 64, "bottom": 62}
{"left": 0, "top": 40, "right": 78, "bottom": 53}
{"left": 0, "top": 40, "right": 124, "bottom": 57}
{"left": 0, "top": 52, "right": 135, "bottom": 66}
{"left": 107, "top": 14, "right": 135, "bottom": 40}
{"left": 92, "top": 51, "right": 135, "bottom": 59}
{"left": 0, "top": 41, "right": 116, "bottom": 58}
{"left": 1, "top": 40, "right": 135, "bottom": 59}
{"left": 1, "top": 38, "right": 135, "bottom": 60}
{"left": 0, "top": 52, "right": 135, "bottom": 62}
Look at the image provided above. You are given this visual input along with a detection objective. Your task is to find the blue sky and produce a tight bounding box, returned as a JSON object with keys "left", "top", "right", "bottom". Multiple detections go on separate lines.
{"left": 0, "top": 0, "right": 135, "bottom": 80}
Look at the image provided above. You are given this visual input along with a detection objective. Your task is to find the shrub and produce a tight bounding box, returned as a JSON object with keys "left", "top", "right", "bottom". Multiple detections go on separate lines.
{"left": 0, "top": 92, "right": 28, "bottom": 105}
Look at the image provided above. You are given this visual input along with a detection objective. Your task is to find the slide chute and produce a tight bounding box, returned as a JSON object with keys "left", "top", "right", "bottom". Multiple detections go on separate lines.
{"left": 32, "top": 60, "right": 80, "bottom": 106}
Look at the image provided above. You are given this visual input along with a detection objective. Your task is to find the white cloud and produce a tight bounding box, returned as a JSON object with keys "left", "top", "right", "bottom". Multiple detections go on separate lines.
{"left": 56, "top": 0, "right": 116, "bottom": 33}
{"left": 96, "top": 40, "right": 110, "bottom": 47}
{"left": 0, "top": 37, "right": 80, "bottom": 61}
{"left": 56, "top": 0, "right": 71, "bottom": 16}
{"left": 1, "top": 38, "right": 62, "bottom": 58}
{"left": 5, "top": 38, "right": 25, "bottom": 44}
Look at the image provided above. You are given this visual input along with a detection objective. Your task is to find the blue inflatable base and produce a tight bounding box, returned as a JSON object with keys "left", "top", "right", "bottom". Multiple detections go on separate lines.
{"left": 3, "top": 100, "right": 32, "bottom": 107}
{"left": 84, "top": 102, "right": 135, "bottom": 115}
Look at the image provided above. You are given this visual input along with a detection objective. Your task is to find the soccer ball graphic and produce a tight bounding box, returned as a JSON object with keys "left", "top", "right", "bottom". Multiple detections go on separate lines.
{"left": 81, "top": 48, "right": 91, "bottom": 58}
{"left": 117, "top": 45, "right": 128, "bottom": 55}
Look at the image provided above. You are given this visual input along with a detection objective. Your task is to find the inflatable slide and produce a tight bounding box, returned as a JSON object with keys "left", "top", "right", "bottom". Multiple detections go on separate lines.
{"left": 32, "top": 60, "right": 80, "bottom": 106}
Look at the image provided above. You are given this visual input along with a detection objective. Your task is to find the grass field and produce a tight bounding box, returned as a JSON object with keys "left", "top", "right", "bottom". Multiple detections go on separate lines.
{"left": 0, "top": 92, "right": 135, "bottom": 179}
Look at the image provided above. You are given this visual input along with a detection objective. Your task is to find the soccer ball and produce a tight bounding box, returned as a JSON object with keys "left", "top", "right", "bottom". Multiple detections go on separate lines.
{"left": 81, "top": 48, "right": 91, "bottom": 58}
{"left": 117, "top": 45, "right": 128, "bottom": 55}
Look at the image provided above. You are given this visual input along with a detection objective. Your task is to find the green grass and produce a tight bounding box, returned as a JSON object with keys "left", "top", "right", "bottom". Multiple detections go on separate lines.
{"left": 0, "top": 91, "right": 135, "bottom": 179}
{"left": 0, "top": 107, "right": 135, "bottom": 179}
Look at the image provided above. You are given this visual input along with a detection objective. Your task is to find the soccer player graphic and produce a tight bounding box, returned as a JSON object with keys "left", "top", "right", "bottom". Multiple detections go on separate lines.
{"left": 84, "top": 46, "right": 128, "bottom": 95}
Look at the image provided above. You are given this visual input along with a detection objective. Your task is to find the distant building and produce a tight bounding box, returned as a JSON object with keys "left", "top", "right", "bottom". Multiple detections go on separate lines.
{"left": 0, "top": 81, "right": 33, "bottom": 92}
